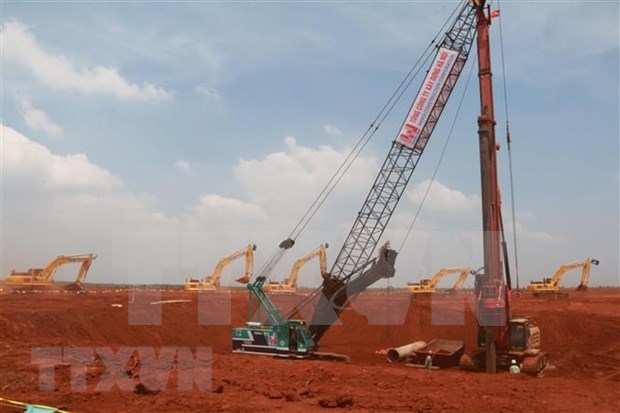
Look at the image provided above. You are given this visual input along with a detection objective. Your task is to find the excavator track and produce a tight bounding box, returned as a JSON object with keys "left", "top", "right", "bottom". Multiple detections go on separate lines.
{"left": 273, "top": 352, "right": 350, "bottom": 363}
{"left": 521, "top": 353, "right": 549, "bottom": 376}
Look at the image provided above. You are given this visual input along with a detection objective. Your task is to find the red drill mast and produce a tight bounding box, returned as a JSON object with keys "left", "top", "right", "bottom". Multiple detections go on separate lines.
{"left": 474, "top": 0, "right": 506, "bottom": 374}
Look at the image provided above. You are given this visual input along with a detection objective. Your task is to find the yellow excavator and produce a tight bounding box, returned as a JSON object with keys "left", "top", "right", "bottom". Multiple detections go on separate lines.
{"left": 184, "top": 244, "right": 256, "bottom": 291}
{"left": 3, "top": 253, "right": 97, "bottom": 291}
{"left": 264, "top": 243, "right": 329, "bottom": 294}
{"left": 447, "top": 266, "right": 480, "bottom": 293}
{"left": 527, "top": 258, "right": 599, "bottom": 296}
{"left": 406, "top": 267, "right": 472, "bottom": 294}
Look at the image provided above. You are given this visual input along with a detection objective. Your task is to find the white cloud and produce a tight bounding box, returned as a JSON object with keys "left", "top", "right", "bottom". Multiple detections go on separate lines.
{"left": 1, "top": 125, "right": 180, "bottom": 283}
{"left": 1, "top": 20, "right": 172, "bottom": 102}
{"left": 1, "top": 125, "right": 610, "bottom": 287}
{"left": 234, "top": 136, "right": 378, "bottom": 207}
{"left": 3, "top": 125, "right": 122, "bottom": 191}
{"left": 186, "top": 194, "right": 269, "bottom": 230}
{"left": 16, "top": 96, "right": 63, "bottom": 138}
{"left": 408, "top": 180, "right": 480, "bottom": 213}
{"left": 512, "top": 221, "right": 553, "bottom": 242}
{"left": 324, "top": 125, "right": 343, "bottom": 137}
{"left": 174, "top": 159, "right": 192, "bottom": 175}
{"left": 194, "top": 85, "right": 221, "bottom": 100}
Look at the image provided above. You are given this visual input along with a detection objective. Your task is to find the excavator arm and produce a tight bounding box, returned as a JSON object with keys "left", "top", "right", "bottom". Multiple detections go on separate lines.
{"left": 285, "top": 243, "right": 329, "bottom": 288}
{"left": 207, "top": 244, "right": 257, "bottom": 287}
{"left": 73, "top": 255, "right": 96, "bottom": 284}
{"left": 577, "top": 258, "right": 598, "bottom": 290}
{"left": 550, "top": 258, "right": 597, "bottom": 287}
{"left": 264, "top": 243, "right": 329, "bottom": 293}
{"left": 428, "top": 267, "right": 473, "bottom": 289}
{"left": 450, "top": 267, "right": 475, "bottom": 291}
{"left": 39, "top": 254, "right": 96, "bottom": 282}
{"left": 4, "top": 253, "right": 97, "bottom": 290}
{"left": 407, "top": 266, "right": 472, "bottom": 293}
{"left": 527, "top": 258, "right": 599, "bottom": 292}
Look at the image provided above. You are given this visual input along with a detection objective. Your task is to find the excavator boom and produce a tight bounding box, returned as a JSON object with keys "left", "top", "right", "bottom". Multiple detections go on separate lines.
{"left": 449, "top": 267, "right": 475, "bottom": 292}
{"left": 4, "top": 253, "right": 97, "bottom": 291}
{"left": 185, "top": 244, "right": 256, "bottom": 291}
{"left": 406, "top": 267, "right": 472, "bottom": 294}
{"left": 527, "top": 258, "right": 599, "bottom": 295}
{"left": 264, "top": 243, "right": 329, "bottom": 294}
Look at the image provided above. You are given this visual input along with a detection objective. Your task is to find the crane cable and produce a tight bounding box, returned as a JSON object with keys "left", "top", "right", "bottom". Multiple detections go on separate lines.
{"left": 254, "top": 2, "right": 464, "bottom": 280}
{"left": 497, "top": 0, "right": 521, "bottom": 291}
{"left": 286, "top": 1, "right": 462, "bottom": 243}
{"left": 397, "top": 55, "right": 477, "bottom": 253}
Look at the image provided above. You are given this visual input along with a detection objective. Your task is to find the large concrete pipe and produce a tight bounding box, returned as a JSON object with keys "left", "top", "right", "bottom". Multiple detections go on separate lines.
{"left": 386, "top": 341, "right": 427, "bottom": 363}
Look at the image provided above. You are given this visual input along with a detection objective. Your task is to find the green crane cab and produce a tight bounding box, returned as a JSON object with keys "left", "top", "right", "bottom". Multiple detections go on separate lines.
{"left": 232, "top": 276, "right": 317, "bottom": 357}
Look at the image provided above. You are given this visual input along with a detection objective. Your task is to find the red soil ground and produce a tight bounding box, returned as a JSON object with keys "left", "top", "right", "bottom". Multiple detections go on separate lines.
{"left": 0, "top": 287, "right": 618, "bottom": 412}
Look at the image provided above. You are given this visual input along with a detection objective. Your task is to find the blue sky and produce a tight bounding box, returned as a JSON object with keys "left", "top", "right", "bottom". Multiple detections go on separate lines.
{"left": 1, "top": 1, "right": 618, "bottom": 288}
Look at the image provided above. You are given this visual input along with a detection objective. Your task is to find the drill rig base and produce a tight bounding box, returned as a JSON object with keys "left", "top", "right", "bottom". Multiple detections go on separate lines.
{"left": 459, "top": 350, "right": 548, "bottom": 376}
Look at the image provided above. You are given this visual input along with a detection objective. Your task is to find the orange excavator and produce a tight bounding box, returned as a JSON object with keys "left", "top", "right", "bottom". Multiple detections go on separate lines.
{"left": 264, "top": 243, "right": 329, "bottom": 293}
{"left": 3, "top": 253, "right": 97, "bottom": 291}
{"left": 184, "top": 244, "right": 256, "bottom": 291}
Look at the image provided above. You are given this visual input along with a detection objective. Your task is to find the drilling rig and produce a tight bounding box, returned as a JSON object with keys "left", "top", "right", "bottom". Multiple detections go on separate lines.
{"left": 458, "top": 0, "right": 548, "bottom": 374}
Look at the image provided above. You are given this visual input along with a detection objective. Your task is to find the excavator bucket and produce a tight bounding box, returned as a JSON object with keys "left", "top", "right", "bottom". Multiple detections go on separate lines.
{"left": 65, "top": 282, "right": 86, "bottom": 293}
{"left": 236, "top": 275, "right": 250, "bottom": 284}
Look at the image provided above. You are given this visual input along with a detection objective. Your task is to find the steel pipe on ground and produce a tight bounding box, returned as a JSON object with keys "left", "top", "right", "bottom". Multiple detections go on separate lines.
{"left": 386, "top": 341, "right": 427, "bottom": 363}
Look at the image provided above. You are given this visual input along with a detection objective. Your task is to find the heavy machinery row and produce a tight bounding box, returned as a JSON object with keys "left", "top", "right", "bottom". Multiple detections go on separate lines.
{"left": 0, "top": 1, "right": 602, "bottom": 377}
{"left": 2, "top": 249, "right": 598, "bottom": 297}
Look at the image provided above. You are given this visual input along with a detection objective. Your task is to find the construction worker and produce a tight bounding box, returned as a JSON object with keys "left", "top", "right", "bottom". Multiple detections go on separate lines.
{"left": 510, "top": 359, "right": 521, "bottom": 374}
{"left": 424, "top": 351, "right": 433, "bottom": 370}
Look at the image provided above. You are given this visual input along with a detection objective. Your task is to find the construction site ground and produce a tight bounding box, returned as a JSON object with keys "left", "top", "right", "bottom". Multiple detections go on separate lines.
{"left": 1, "top": 287, "right": 618, "bottom": 412}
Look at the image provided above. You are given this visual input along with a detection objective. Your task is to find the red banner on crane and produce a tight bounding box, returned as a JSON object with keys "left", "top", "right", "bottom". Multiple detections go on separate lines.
{"left": 396, "top": 47, "right": 459, "bottom": 149}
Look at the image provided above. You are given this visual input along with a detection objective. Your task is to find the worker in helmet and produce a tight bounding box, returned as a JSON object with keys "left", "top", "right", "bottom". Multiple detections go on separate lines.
{"left": 424, "top": 351, "right": 434, "bottom": 370}
{"left": 509, "top": 359, "right": 521, "bottom": 374}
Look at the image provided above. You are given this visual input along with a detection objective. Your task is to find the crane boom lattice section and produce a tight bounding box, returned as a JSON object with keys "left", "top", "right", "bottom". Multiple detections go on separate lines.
{"left": 331, "top": 4, "right": 476, "bottom": 282}
{"left": 308, "top": 3, "right": 478, "bottom": 342}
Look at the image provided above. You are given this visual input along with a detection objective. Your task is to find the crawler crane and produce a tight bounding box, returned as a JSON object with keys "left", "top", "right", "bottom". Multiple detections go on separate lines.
{"left": 233, "top": 0, "right": 481, "bottom": 355}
